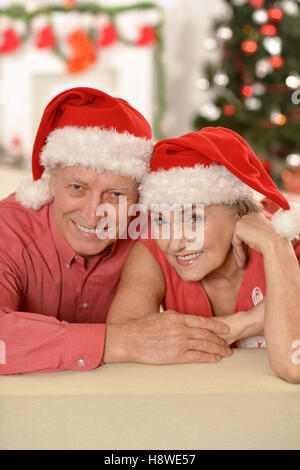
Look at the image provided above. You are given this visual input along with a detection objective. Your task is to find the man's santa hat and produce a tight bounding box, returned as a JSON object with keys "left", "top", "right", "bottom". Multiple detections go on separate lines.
{"left": 16, "top": 87, "right": 154, "bottom": 210}
{"left": 140, "top": 127, "right": 300, "bottom": 241}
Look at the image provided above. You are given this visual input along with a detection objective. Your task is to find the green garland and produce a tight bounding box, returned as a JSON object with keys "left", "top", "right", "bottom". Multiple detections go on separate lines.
{"left": 0, "top": 2, "right": 166, "bottom": 140}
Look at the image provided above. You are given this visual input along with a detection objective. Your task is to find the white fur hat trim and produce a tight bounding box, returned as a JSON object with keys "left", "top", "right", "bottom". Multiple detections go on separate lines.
{"left": 15, "top": 126, "right": 154, "bottom": 210}
{"left": 139, "top": 164, "right": 256, "bottom": 206}
{"left": 41, "top": 126, "right": 153, "bottom": 181}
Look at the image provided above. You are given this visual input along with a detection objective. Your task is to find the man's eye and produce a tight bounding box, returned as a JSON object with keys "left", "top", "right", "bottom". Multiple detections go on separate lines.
{"left": 112, "top": 192, "right": 122, "bottom": 197}
{"left": 72, "top": 184, "right": 82, "bottom": 190}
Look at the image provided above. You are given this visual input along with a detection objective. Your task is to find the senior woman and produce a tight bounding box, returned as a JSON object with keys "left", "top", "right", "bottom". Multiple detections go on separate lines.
{"left": 107, "top": 127, "right": 300, "bottom": 383}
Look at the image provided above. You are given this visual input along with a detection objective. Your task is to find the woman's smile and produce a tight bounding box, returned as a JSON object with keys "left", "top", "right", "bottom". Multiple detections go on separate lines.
{"left": 175, "top": 250, "right": 204, "bottom": 266}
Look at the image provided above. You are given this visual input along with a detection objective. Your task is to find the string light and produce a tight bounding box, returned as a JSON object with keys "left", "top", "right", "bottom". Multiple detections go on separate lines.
{"left": 270, "top": 56, "right": 284, "bottom": 69}
{"left": 260, "top": 24, "right": 277, "bottom": 36}
{"left": 252, "top": 9, "right": 268, "bottom": 24}
{"left": 267, "top": 7, "right": 283, "bottom": 22}
{"left": 241, "top": 85, "right": 254, "bottom": 97}
{"left": 270, "top": 109, "right": 287, "bottom": 126}
{"left": 286, "top": 74, "right": 300, "bottom": 89}
{"left": 241, "top": 39, "right": 258, "bottom": 54}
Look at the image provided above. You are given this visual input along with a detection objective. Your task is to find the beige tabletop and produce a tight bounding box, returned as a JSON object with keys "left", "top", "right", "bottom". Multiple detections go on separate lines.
{"left": 1, "top": 349, "right": 300, "bottom": 450}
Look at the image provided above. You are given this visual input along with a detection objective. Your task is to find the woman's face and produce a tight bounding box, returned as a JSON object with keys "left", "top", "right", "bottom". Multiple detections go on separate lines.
{"left": 154, "top": 204, "right": 238, "bottom": 281}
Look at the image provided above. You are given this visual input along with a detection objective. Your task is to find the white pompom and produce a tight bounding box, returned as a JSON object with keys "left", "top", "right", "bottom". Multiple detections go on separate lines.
{"left": 15, "top": 177, "right": 52, "bottom": 210}
{"left": 271, "top": 203, "right": 300, "bottom": 241}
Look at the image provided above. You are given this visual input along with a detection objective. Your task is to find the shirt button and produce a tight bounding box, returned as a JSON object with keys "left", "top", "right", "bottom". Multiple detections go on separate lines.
{"left": 66, "top": 264, "right": 70, "bottom": 269}
{"left": 74, "top": 255, "right": 79, "bottom": 260}
{"left": 82, "top": 302, "right": 88, "bottom": 309}
{"left": 77, "top": 359, "right": 85, "bottom": 367}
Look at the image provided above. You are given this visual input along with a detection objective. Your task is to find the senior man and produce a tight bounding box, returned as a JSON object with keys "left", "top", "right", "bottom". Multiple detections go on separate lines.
{"left": 0, "top": 87, "right": 230, "bottom": 375}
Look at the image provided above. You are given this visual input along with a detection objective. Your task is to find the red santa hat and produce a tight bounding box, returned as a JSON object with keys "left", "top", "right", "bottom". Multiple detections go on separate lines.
{"left": 16, "top": 87, "right": 154, "bottom": 210}
{"left": 140, "top": 127, "right": 300, "bottom": 241}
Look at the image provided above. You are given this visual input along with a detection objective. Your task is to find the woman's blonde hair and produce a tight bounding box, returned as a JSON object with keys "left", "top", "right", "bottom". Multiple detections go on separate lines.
{"left": 229, "top": 197, "right": 263, "bottom": 217}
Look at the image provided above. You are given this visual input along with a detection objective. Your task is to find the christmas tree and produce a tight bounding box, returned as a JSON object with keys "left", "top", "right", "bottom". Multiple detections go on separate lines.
{"left": 194, "top": 0, "right": 300, "bottom": 191}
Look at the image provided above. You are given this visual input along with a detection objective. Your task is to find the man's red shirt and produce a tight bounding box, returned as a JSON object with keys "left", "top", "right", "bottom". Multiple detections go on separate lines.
{"left": 0, "top": 194, "right": 135, "bottom": 374}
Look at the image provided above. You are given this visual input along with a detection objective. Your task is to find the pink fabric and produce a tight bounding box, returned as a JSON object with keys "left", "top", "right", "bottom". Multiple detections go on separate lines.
{"left": 0, "top": 194, "right": 135, "bottom": 375}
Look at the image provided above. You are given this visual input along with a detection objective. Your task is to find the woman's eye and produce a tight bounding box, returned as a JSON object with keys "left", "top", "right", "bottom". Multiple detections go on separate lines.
{"left": 113, "top": 192, "right": 122, "bottom": 197}
{"left": 154, "top": 216, "right": 167, "bottom": 225}
{"left": 192, "top": 215, "right": 203, "bottom": 223}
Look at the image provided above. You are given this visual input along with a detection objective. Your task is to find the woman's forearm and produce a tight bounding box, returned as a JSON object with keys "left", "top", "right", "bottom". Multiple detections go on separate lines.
{"left": 214, "top": 300, "right": 264, "bottom": 345}
{"left": 263, "top": 237, "right": 300, "bottom": 383}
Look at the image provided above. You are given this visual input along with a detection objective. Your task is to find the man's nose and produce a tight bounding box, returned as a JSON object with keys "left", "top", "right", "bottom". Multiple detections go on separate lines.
{"left": 81, "top": 195, "right": 103, "bottom": 227}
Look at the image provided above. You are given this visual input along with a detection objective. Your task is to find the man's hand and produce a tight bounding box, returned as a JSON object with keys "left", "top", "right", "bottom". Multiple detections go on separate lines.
{"left": 103, "top": 310, "right": 232, "bottom": 365}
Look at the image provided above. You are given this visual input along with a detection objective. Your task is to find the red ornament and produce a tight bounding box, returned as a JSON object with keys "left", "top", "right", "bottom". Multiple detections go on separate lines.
{"left": 0, "top": 28, "right": 20, "bottom": 53}
{"left": 241, "top": 85, "right": 254, "bottom": 97}
{"left": 98, "top": 24, "right": 117, "bottom": 47}
{"left": 269, "top": 56, "right": 284, "bottom": 69}
{"left": 249, "top": 0, "right": 265, "bottom": 8}
{"left": 260, "top": 24, "right": 277, "bottom": 36}
{"left": 136, "top": 26, "right": 157, "bottom": 46}
{"left": 241, "top": 39, "right": 258, "bottom": 55}
{"left": 35, "top": 26, "right": 55, "bottom": 49}
{"left": 267, "top": 7, "right": 283, "bottom": 22}
{"left": 223, "top": 104, "right": 236, "bottom": 116}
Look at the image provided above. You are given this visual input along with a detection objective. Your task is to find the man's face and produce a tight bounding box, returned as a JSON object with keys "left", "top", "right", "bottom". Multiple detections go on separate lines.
{"left": 50, "top": 166, "right": 139, "bottom": 261}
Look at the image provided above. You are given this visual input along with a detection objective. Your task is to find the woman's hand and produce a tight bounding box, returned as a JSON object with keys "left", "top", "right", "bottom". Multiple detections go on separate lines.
{"left": 232, "top": 212, "right": 282, "bottom": 268}
{"left": 211, "top": 300, "right": 265, "bottom": 345}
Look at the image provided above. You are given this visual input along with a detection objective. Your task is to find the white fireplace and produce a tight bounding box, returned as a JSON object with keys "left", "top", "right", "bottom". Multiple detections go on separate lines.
{"left": 0, "top": 42, "right": 154, "bottom": 165}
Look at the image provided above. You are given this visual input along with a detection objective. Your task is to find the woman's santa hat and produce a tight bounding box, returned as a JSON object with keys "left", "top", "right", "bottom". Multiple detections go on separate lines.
{"left": 16, "top": 87, "right": 154, "bottom": 210}
{"left": 140, "top": 127, "right": 300, "bottom": 241}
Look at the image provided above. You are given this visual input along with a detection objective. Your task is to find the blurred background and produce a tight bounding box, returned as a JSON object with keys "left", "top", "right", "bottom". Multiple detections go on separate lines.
{"left": 0, "top": 0, "right": 299, "bottom": 200}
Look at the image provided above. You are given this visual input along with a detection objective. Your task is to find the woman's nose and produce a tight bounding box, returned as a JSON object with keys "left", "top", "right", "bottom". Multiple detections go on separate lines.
{"left": 168, "top": 224, "right": 187, "bottom": 253}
